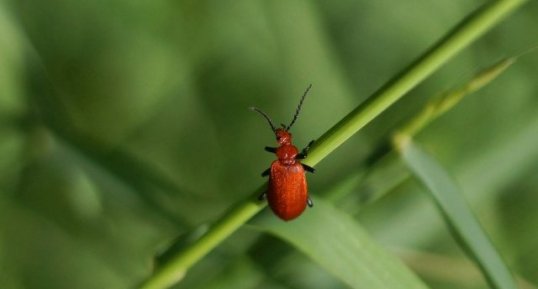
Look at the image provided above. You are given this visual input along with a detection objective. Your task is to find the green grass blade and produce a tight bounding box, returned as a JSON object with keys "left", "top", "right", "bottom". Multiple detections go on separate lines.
{"left": 395, "top": 138, "right": 518, "bottom": 289}
{"left": 399, "top": 57, "right": 515, "bottom": 138}
{"left": 305, "top": 0, "right": 527, "bottom": 166}
{"left": 138, "top": 187, "right": 267, "bottom": 289}
{"left": 250, "top": 199, "right": 430, "bottom": 289}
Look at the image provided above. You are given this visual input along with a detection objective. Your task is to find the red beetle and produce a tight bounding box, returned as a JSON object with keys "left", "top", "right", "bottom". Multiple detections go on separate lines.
{"left": 250, "top": 85, "right": 315, "bottom": 221}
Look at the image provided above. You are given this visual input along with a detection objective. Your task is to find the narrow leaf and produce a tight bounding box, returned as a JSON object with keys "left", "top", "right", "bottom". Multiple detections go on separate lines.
{"left": 399, "top": 57, "right": 515, "bottom": 137}
{"left": 396, "top": 138, "right": 518, "bottom": 289}
{"left": 250, "top": 199, "right": 429, "bottom": 289}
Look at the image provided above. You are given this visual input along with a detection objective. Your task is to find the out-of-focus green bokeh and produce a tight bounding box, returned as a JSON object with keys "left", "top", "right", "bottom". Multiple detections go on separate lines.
{"left": 0, "top": 0, "right": 537, "bottom": 288}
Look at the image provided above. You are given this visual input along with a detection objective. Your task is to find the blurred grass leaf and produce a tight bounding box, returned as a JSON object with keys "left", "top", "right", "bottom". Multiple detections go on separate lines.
{"left": 250, "top": 199, "right": 429, "bottom": 289}
{"left": 399, "top": 57, "right": 515, "bottom": 138}
{"left": 396, "top": 138, "right": 518, "bottom": 289}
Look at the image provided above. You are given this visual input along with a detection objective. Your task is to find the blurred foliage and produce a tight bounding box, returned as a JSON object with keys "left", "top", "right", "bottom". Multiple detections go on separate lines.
{"left": 0, "top": 0, "right": 537, "bottom": 288}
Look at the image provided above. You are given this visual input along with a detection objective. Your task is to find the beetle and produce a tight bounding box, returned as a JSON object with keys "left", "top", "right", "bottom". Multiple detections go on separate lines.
{"left": 250, "top": 84, "right": 315, "bottom": 221}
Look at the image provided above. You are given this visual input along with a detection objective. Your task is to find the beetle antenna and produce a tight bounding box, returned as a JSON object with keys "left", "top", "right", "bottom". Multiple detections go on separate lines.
{"left": 286, "top": 84, "right": 312, "bottom": 131}
{"left": 250, "top": 107, "right": 277, "bottom": 132}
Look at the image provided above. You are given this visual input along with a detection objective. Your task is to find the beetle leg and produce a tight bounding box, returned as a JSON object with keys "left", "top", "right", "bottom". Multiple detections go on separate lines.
{"left": 296, "top": 140, "right": 315, "bottom": 159}
{"left": 302, "top": 164, "right": 315, "bottom": 173}
{"left": 307, "top": 197, "right": 314, "bottom": 207}
{"left": 265, "top": 146, "right": 277, "bottom": 153}
{"left": 258, "top": 192, "right": 267, "bottom": 201}
{"left": 261, "top": 168, "right": 270, "bottom": 177}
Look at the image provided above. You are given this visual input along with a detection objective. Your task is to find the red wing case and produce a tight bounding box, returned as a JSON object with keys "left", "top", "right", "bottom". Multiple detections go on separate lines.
{"left": 267, "top": 161, "right": 308, "bottom": 221}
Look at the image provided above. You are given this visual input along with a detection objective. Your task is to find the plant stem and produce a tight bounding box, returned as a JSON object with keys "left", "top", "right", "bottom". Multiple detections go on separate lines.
{"left": 305, "top": 0, "right": 526, "bottom": 166}
{"left": 139, "top": 0, "right": 527, "bottom": 288}
{"left": 140, "top": 186, "right": 266, "bottom": 289}
{"left": 398, "top": 57, "right": 515, "bottom": 137}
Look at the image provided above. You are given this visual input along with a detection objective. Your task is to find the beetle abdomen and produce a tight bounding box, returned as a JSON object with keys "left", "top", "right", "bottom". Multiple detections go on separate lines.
{"left": 267, "top": 161, "right": 308, "bottom": 221}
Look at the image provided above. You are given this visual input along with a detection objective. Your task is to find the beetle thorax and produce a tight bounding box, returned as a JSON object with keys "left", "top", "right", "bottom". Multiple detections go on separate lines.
{"left": 276, "top": 145, "right": 298, "bottom": 165}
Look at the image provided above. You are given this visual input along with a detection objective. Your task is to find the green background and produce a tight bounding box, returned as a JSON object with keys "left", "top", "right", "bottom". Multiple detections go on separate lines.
{"left": 0, "top": 0, "right": 537, "bottom": 288}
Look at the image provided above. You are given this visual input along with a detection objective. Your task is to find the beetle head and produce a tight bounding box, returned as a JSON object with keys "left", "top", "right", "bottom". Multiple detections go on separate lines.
{"left": 275, "top": 128, "right": 292, "bottom": 145}
{"left": 250, "top": 84, "right": 312, "bottom": 143}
